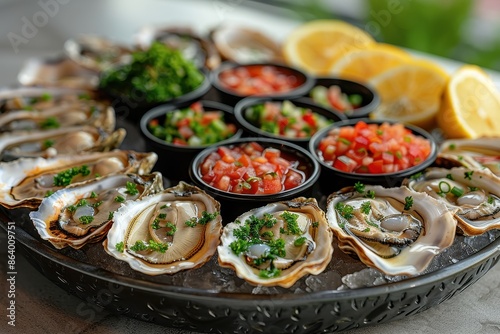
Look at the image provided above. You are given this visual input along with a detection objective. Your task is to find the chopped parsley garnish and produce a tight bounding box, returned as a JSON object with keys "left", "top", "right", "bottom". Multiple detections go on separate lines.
{"left": 79, "top": 215, "right": 94, "bottom": 225}
{"left": 259, "top": 267, "right": 281, "bottom": 279}
{"left": 114, "top": 195, "right": 125, "bottom": 203}
{"left": 469, "top": 186, "right": 479, "bottom": 191}
{"left": 365, "top": 190, "right": 376, "bottom": 199}
{"left": 362, "top": 227, "right": 370, "bottom": 232}
{"left": 67, "top": 205, "right": 77, "bottom": 213}
{"left": 185, "top": 211, "right": 219, "bottom": 227}
{"left": 151, "top": 219, "right": 160, "bottom": 230}
{"left": 90, "top": 191, "right": 98, "bottom": 198}
{"left": 158, "top": 213, "right": 167, "bottom": 219}
{"left": 130, "top": 240, "right": 169, "bottom": 253}
{"left": 39, "top": 116, "right": 60, "bottom": 129}
{"left": 160, "top": 204, "right": 169, "bottom": 209}
{"left": 365, "top": 219, "right": 379, "bottom": 228}
{"left": 165, "top": 222, "right": 177, "bottom": 236}
{"left": 40, "top": 92, "right": 52, "bottom": 101}
{"left": 446, "top": 174, "right": 454, "bottom": 180}
{"left": 312, "top": 221, "right": 319, "bottom": 228}
{"left": 261, "top": 231, "right": 274, "bottom": 239}
{"left": 448, "top": 143, "right": 456, "bottom": 150}
{"left": 488, "top": 196, "right": 495, "bottom": 204}
{"left": 108, "top": 211, "right": 114, "bottom": 220}
{"left": 464, "top": 171, "right": 474, "bottom": 180}
{"left": 294, "top": 236, "right": 307, "bottom": 247}
{"left": 44, "top": 190, "right": 54, "bottom": 197}
{"left": 125, "top": 181, "right": 139, "bottom": 195}
{"left": 77, "top": 199, "right": 88, "bottom": 207}
{"left": 279, "top": 211, "right": 301, "bottom": 235}
{"left": 335, "top": 202, "right": 354, "bottom": 220}
{"left": 354, "top": 182, "right": 365, "bottom": 193}
{"left": 115, "top": 241, "right": 124, "bottom": 253}
{"left": 360, "top": 201, "right": 371, "bottom": 215}
{"left": 410, "top": 172, "right": 423, "bottom": 180}
{"left": 42, "top": 139, "right": 55, "bottom": 149}
{"left": 92, "top": 201, "right": 103, "bottom": 208}
{"left": 404, "top": 196, "right": 413, "bottom": 210}
{"left": 53, "top": 165, "right": 91, "bottom": 186}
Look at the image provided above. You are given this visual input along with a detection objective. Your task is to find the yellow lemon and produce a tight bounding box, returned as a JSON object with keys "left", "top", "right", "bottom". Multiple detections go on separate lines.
{"left": 437, "top": 65, "right": 500, "bottom": 138}
{"left": 329, "top": 43, "right": 412, "bottom": 81}
{"left": 368, "top": 59, "right": 449, "bottom": 130}
{"left": 283, "top": 20, "right": 375, "bottom": 75}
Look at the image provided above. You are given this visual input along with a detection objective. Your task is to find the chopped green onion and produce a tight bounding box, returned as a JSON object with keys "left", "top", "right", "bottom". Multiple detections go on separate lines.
{"left": 438, "top": 181, "right": 451, "bottom": 194}
{"left": 450, "top": 186, "right": 464, "bottom": 197}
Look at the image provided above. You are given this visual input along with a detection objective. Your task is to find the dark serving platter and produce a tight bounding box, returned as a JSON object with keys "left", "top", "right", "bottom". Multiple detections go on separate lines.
{"left": 1, "top": 118, "right": 500, "bottom": 334}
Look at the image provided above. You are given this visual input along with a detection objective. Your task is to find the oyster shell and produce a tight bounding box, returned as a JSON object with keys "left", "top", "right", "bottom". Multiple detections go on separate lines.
{"left": 135, "top": 26, "right": 220, "bottom": 69}
{"left": 0, "top": 92, "right": 115, "bottom": 133}
{"left": 64, "top": 35, "right": 131, "bottom": 72}
{"left": 0, "top": 150, "right": 157, "bottom": 209}
{"left": 211, "top": 25, "right": 283, "bottom": 64}
{"left": 218, "top": 197, "right": 333, "bottom": 288}
{"left": 30, "top": 172, "right": 163, "bottom": 249}
{"left": 403, "top": 167, "right": 500, "bottom": 236}
{"left": 18, "top": 56, "right": 99, "bottom": 90}
{"left": 0, "top": 126, "right": 126, "bottom": 160}
{"left": 326, "top": 186, "right": 456, "bottom": 276}
{"left": 437, "top": 138, "right": 500, "bottom": 176}
{"left": 104, "top": 181, "right": 222, "bottom": 275}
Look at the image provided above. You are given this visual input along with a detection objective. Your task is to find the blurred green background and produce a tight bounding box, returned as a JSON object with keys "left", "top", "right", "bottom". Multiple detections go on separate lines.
{"left": 286, "top": 0, "right": 500, "bottom": 71}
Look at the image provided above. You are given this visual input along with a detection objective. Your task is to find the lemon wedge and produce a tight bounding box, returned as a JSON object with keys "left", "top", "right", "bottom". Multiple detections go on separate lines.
{"left": 283, "top": 20, "right": 375, "bottom": 75}
{"left": 437, "top": 65, "right": 500, "bottom": 138}
{"left": 368, "top": 59, "right": 449, "bottom": 130}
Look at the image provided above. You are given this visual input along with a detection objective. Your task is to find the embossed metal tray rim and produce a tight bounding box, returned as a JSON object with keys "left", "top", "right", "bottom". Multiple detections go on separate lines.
{"left": 6, "top": 217, "right": 500, "bottom": 303}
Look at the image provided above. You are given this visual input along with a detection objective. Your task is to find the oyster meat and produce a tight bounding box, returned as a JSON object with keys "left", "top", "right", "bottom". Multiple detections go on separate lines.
{"left": 104, "top": 181, "right": 222, "bottom": 275}
{"left": 0, "top": 90, "right": 115, "bottom": 133}
{"left": 437, "top": 138, "right": 500, "bottom": 176}
{"left": 218, "top": 197, "right": 333, "bottom": 288}
{"left": 0, "top": 126, "right": 126, "bottom": 160}
{"left": 404, "top": 167, "right": 500, "bottom": 236}
{"left": 326, "top": 185, "right": 457, "bottom": 276}
{"left": 0, "top": 150, "right": 157, "bottom": 209}
{"left": 30, "top": 173, "right": 163, "bottom": 249}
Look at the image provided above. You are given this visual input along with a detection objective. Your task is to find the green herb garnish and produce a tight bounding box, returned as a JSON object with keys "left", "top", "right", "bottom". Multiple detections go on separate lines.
{"left": 90, "top": 191, "right": 98, "bottom": 198}
{"left": 114, "top": 195, "right": 125, "bottom": 203}
{"left": 44, "top": 190, "right": 54, "bottom": 197}
{"left": 464, "top": 171, "right": 474, "bottom": 180}
{"left": 451, "top": 186, "right": 464, "bottom": 197}
{"left": 360, "top": 201, "right": 371, "bottom": 215}
{"left": 79, "top": 215, "right": 94, "bottom": 225}
{"left": 335, "top": 202, "right": 354, "bottom": 220}
{"left": 404, "top": 196, "right": 413, "bottom": 210}
{"left": 279, "top": 211, "right": 301, "bottom": 235}
{"left": 53, "top": 165, "right": 91, "bottom": 186}
{"left": 115, "top": 241, "right": 124, "bottom": 253}
{"left": 130, "top": 240, "right": 169, "bottom": 253}
{"left": 185, "top": 211, "right": 218, "bottom": 227}
{"left": 365, "top": 190, "right": 376, "bottom": 199}
{"left": 354, "top": 181, "right": 365, "bottom": 193}
{"left": 39, "top": 116, "right": 60, "bottom": 129}
{"left": 125, "top": 181, "right": 139, "bottom": 195}
{"left": 294, "top": 236, "right": 307, "bottom": 247}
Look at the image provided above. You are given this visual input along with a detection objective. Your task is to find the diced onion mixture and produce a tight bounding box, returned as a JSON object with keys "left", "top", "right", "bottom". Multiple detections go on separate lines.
{"left": 317, "top": 121, "right": 432, "bottom": 174}
{"left": 246, "top": 100, "right": 332, "bottom": 138}
{"left": 148, "top": 102, "right": 237, "bottom": 146}
{"left": 199, "top": 142, "right": 308, "bottom": 194}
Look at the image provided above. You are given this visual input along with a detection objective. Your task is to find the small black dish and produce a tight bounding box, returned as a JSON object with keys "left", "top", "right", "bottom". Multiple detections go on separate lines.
{"left": 102, "top": 71, "right": 212, "bottom": 123}
{"left": 189, "top": 137, "right": 320, "bottom": 222}
{"left": 210, "top": 62, "right": 315, "bottom": 106}
{"left": 308, "top": 118, "right": 437, "bottom": 192}
{"left": 234, "top": 96, "right": 347, "bottom": 148}
{"left": 140, "top": 100, "right": 243, "bottom": 182}
{"left": 309, "top": 77, "right": 380, "bottom": 118}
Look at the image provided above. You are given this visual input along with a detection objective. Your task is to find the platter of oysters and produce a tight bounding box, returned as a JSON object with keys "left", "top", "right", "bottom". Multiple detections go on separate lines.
{"left": 1, "top": 22, "right": 500, "bottom": 334}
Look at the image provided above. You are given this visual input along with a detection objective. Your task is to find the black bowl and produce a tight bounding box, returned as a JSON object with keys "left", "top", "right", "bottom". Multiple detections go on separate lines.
{"left": 234, "top": 96, "right": 347, "bottom": 148}
{"left": 189, "top": 137, "right": 320, "bottom": 222}
{"left": 102, "top": 71, "right": 212, "bottom": 123}
{"left": 140, "top": 100, "right": 243, "bottom": 182}
{"left": 308, "top": 119, "right": 437, "bottom": 192}
{"left": 210, "top": 62, "right": 315, "bottom": 106}
{"left": 309, "top": 77, "right": 380, "bottom": 118}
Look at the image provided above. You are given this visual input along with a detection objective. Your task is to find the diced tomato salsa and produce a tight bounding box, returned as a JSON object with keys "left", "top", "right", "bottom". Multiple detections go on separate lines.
{"left": 246, "top": 100, "right": 332, "bottom": 139}
{"left": 199, "top": 142, "right": 308, "bottom": 194}
{"left": 218, "top": 65, "right": 304, "bottom": 96}
{"left": 317, "top": 121, "right": 432, "bottom": 174}
{"left": 310, "top": 85, "right": 363, "bottom": 113}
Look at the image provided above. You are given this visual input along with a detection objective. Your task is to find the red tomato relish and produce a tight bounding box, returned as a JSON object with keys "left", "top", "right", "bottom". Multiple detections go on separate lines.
{"left": 218, "top": 65, "right": 304, "bottom": 96}
{"left": 317, "top": 121, "right": 432, "bottom": 174}
{"left": 199, "top": 142, "right": 308, "bottom": 194}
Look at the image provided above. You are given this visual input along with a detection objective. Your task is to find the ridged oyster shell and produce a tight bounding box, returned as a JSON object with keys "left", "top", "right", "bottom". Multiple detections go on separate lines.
{"left": 403, "top": 167, "right": 500, "bottom": 236}
{"left": 104, "top": 181, "right": 222, "bottom": 275}
{"left": 0, "top": 126, "right": 126, "bottom": 161}
{"left": 218, "top": 197, "right": 333, "bottom": 288}
{"left": 326, "top": 186, "right": 457, "bottom": 276}
{"left": 29, "top": 173, "right": 163, "bottom": 249}
{"left": 0, "top": 150, "right": 157, "bottom": 209}
{"left": 437, "top": 138, "right": 500, "bottom": 176}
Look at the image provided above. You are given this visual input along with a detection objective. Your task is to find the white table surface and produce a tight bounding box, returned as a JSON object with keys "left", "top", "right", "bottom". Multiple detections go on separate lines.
{"left": 1, "top": 1, "right": 500, "bottom": 333}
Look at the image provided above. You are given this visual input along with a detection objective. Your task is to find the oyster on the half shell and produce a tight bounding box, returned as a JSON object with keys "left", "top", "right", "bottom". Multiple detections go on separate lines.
{"left": 437, "top": 138, "right": 500, "bottom": 176}
{"left": 403, "top": 167, "right": 500, "bottom": 236}
{"left": 104, "top": 181, "right": 222, "bottom": 275}
{"left": 218, "top": 197, "right": 333, "bottom": 288}
{"left": 0, "top": 150, "right": 157, "bottom": 209}
{"left": 30, "top": 173, "right": 163, "bottom": 249}
{"left": 326, "top": 185, "right": 457, "bottom": 276}
{"left": 0, "top": 126, "right": 126, "bottom": 160}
